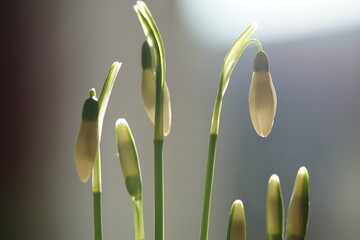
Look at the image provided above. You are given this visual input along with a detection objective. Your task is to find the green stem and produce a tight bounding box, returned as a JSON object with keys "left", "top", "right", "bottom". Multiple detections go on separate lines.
{"left": 154, "top": 139, "right": 164, "bottom": 240}
{"left": 247, "top": 39, "right": 263, "bottom": 51}
{"left": 92, "top": 151, "right": 102, "bottom": 240}
{"left": 91, "top": 62, "right": 121, "bottom": 240}
{"left": 132, "top": 198, "right": 145, "bottom": 240}
{"left": 200, "top": 134, "right": 218, "bottom": 240}
{"left": 133, "top": 4, "right": 166, "bottom": 240}
{"left": 93, "top": 192, "right": 102, "bottom": 240}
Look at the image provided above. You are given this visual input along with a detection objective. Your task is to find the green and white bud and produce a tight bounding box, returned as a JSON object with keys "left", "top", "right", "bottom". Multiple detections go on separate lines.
{"left": 249, "top": 51, "right": 277, "bottom": 137}
{"left": 227, "top": 200, "right": 246, "bottom": 240}
{"left": 286, "top": 167, "right": 309, "bottom": 240}
{"left": 141, "top": 40, "right": 172, "bottom": 136}
{"left": 266, "top": 174, "right": 284, "bottom": 240}
{"left": 115, "top": 118, "right": 142, "bottom": 200}
{"left": 75, "top": 89, "right": 99, "bottom": 183}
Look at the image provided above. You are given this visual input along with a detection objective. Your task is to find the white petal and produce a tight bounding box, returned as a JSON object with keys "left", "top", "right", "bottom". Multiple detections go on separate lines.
{"left": 141, "top": 69, "right": 172, "bottom": 136}
{"left": 249, "top": 72, "right": 277, "bottom": 137}
{"left": 75, "top": 121, "right": 99, "bottom": 182}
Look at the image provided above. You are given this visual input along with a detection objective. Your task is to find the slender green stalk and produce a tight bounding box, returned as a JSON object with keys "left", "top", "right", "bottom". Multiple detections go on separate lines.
{"left": 154, "top": 139, "right": 164, "bottom": 240}
{"left": 200, "top": 24, "right": 262, "bottom": 240}
{"left": 134, "top": 3, "right": 167, "bottom": 240}
{"left": 93, "top": 191, "right": 103, "bottom": 240}
{"left": 91, "top": 62, "right": 122, "bottom": 240}
{"left": 132, "top": 198, "right": 145, "bottom": 240}
{"left": 200, "top": 134, "right": 217, "bottom": 240}
{"left": 92, "top": 150, "right": 103, "bottom": 240}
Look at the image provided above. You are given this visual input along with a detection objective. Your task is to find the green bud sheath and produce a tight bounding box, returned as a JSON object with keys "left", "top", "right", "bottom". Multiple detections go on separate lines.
{"left": 75, "top": 93, "right": 99, "bottom": 183}
{"left": 286, "top": 167, "right": 309, "bottom": 240}
{"left": 227, "top": 200, "right": 246, "bottom": 240}
{"left": 266, "top": 174, "right": 284, "bottom": 240}
{"left": 249, "top": 50, "right": 277, "bottom": 137}
{"left": 253, "top": 51, "right": 270, "bottom": 72}
{"left": 82, "top": 94, "right": 99, "bottom": 121}
{"left": 115, "top": 118, "right": 142, "bottom": 200}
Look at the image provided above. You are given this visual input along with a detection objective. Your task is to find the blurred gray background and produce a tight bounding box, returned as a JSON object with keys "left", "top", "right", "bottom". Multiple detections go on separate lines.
{"left": 4, "top": 0, "right": 360, "bottom": 239}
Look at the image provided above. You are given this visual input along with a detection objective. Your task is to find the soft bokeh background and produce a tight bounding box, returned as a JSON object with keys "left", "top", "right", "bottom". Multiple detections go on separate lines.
{"left": 4, "top": 0, "right": 360, "bottom": 239}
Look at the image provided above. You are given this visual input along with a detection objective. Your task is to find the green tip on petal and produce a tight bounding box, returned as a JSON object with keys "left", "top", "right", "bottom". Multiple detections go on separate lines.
{"left": 227, "top": 200, "right": 246, "bottom": 240}
{"left": 286, "top": 167, "right": 309, "bottom": 240}
{"left": 115, "top": 118, "right": 142, "bottom": 199}
{"left": 266, "top": 174, "right": 284, "bottom": 239}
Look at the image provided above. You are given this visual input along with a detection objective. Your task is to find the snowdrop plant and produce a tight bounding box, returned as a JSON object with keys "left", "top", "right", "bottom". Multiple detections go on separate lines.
{"left": 74, "top": 1, "right": 309, "bottom": 240}
{"left": 75, "top": 62, "right": 121, "bottom": 240}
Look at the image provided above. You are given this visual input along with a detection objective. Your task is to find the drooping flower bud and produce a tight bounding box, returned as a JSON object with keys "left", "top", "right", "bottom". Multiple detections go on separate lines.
{"left": 249, "top": 51, "right": 277, "bottom": 137}
{"left": 75, "top": 89, "right": 99, "bottom": 183}
{"left": 266, "top": 174, "right": 284, "bottom": 240}
{"left": 286, "top": 167, "right": 309, "bottom": 240}
{"left": 115, "top": 118, "right": 142, "bottom": 200}
{"left": 227, "top": 200, "right": 246, "bottom": 240}
{"left": 141, "top": 40, "right": 172, "bottom": 136}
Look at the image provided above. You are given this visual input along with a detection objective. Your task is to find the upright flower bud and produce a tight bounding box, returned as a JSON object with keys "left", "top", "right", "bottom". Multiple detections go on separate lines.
{"left": 249, "top": 51, "right": 277, "bottom": 137}
{"left": 75, "top": 89, "right": 99, "bottom": 183}
{"left": 226, "top": 200, "right": 246, "bottom": 240}
{"left": 286, "top": 167, "right": 309, "bottom": 240}
{"left": 141, "top": 40, "right": 172, "bottom": 136}
{"left": 266, "top": 174, "right": 284, "bottom": 240}
{"left": 115, "top": 118, "right": 142, "bottom": 200}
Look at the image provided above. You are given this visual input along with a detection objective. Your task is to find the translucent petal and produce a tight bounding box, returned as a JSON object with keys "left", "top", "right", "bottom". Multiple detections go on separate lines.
{"left": 248, "top": 72, "right": 277, "bottom": 137}
{"left": 141, "top": 69, "right": 172, "bottom": 136}
{"left": 75, "top": 121, "right": 99, "bottom": 182}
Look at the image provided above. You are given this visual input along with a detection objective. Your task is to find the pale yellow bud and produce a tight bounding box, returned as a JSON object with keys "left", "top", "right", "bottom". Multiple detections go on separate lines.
{"left": 75, "top": 120, "right": 99, "bottom": 183}
{"left": 227, "top": 200, "right": 246, "bottom": 240}
{"left": 266, "top": 174, "right": 284, "bottom": 238}
{"left": 115, "top": 119, "right": 142, "bottom": 199}
{"left": 141, "top": 68, "right": 172, "bottom": 136}
{"left": 249, "top": 71, "right": 277, "bottom": 137}
{"left": 286, "top": 167, "right": 309, "bottom": 239}
{"left": 116, "top": 119, "right": 140, "bottom": 177}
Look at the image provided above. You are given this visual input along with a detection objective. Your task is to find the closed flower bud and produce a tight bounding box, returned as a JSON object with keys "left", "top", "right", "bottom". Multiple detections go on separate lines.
{"left": 266, "top": 174, "right": 284, "bottom": 240}
{"left": 286, "top": 167, "right": 309, "bottom": 240}
{"left": 75, "top": 90, "right": 99, "bottom": 183}
{"left": 115, "top": 118, "right": 142, "bottom": 200}
{"left": 141, "top": 40, "right": 172, "bottom": 136}
{"left": 249, "top": 51, "right": 277, "bottom": 137}
{"left": 227, "top": 200, "right": 246, "bottom": 240}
